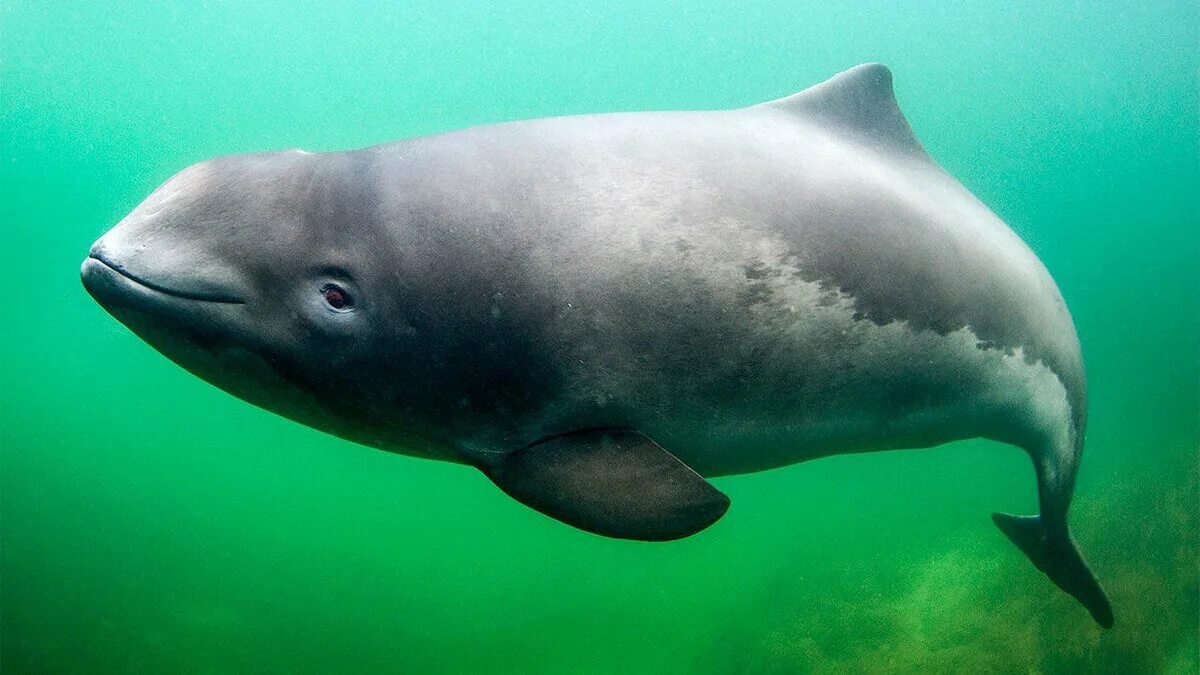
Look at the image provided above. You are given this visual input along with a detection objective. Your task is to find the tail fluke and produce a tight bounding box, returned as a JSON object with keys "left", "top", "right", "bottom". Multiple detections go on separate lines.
{"left": 992, "top": 512, "right": 1114, "bottom": 628}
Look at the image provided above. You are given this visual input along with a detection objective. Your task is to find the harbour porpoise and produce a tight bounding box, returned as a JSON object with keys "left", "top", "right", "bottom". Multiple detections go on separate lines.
{"left": 81, "top": 64, "right": 1112, "bottom": 627}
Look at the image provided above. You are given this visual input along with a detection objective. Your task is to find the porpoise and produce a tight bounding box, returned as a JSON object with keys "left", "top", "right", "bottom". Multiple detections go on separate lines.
{"left": 81, "top": 64, "right": 1112, "bottom": 627}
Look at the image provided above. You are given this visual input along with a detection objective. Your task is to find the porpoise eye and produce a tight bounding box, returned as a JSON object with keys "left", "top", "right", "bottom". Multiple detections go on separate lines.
{"left": 321, "top": 283, "right": 353, "bottom": 311}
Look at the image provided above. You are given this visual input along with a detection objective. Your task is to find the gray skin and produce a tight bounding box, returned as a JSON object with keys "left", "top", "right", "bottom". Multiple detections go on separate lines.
{"left": 81, "top": 64, "right": 1111, "bottom": 627}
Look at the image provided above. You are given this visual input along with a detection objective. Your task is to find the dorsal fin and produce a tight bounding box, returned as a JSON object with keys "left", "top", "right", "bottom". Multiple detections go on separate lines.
{"left": 756, "top": 63, "right": 928, "bottom": 158}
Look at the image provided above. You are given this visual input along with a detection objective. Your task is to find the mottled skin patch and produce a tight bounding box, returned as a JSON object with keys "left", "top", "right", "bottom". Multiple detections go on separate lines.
{"left": 82, "top": 64, "right": 1109, "bottom": 626}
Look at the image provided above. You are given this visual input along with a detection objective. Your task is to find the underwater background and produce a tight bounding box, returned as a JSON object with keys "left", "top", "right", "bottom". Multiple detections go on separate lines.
{"left": 2, "top": 1, "right": 1197, "bottom": 672}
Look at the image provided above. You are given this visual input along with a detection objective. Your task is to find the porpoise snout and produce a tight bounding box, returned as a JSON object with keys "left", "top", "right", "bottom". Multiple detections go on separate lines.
{"left": 82, "top": 222, "right": 247, "bottom": 306}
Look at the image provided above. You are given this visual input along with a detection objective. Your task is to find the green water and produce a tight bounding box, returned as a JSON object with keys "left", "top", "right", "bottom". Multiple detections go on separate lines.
{"left": 2, "top": 1, "right": 1197, "bottom": 672}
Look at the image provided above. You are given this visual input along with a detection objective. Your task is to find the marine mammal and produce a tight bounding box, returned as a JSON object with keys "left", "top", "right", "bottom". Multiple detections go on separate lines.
{"left": 81, "top": 64, "right": 1112, "bottom": 627}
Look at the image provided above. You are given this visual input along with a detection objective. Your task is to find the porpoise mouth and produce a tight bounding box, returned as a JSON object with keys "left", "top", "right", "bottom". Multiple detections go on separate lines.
{"left": 85, "top": 253, "right": 246, "bottom": 304}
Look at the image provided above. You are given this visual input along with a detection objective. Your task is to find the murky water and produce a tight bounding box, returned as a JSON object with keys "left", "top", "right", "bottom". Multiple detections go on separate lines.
{"left": 2, "top": 2, "right": 1197, "bottom": 672}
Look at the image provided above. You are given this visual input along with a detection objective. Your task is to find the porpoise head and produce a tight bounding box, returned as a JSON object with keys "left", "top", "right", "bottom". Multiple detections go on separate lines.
{"left": 81, "top": 150, "right": 463, "bottom": 460}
